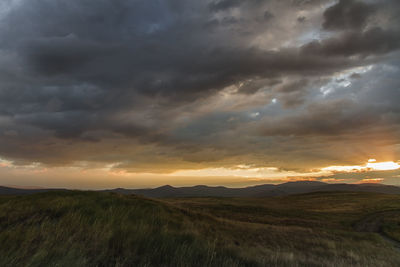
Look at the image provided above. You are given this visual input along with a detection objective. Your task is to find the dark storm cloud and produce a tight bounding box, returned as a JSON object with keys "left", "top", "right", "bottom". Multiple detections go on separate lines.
{"left": 302, "top": 27, "right": 400, "bottom": 57}
{"left": 258, "top": 60, "right": 400, "bottom": 142}
{"left": 323, "top": 0, "right": 376, "bottom": 31}
{"left": 0, "top": 0, "right": 392, "bottom": 105}
{"left": 259, "top": 99, "right": 379, "bottom": 136}
{"left": 24, "top": 37, "right": 114, "bottom": 76}
{"left": 273, "top": 79, "right": 310, "bottom": 108}
{"left": 208, "top": 0, "right": 265, "bottom": 12}
{"left": 0, "top": 0, "right": 399, "bottom": 173}
{"left": 208, "top": 0, "right": 243, "bottom": 11}
{"left": 263, "top": 10, "right": 274, "bottom": 21}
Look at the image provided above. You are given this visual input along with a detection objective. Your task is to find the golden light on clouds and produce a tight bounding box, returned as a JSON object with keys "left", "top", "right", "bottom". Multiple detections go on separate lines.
{"left": 169, "top": 165, "right": 322, "bottom": 180}
{"left": 170, "top": 160, "right": 400, "bottom": 179}
{"left": 321, "top": 160, "right": 400, "bottom": 173}
{"left": 170, "top": 166, "right": 282, "bottom": 178}
{"left": 0, "top": 158, "right": 11, "bottom": 167}
{"left": 366, "top": 161, "right": 400, "bottom": 171}
{"left": 358, "top": 178, "right": 384, "bottom": 184}
{"left": 0, "top": 157, "right": 399, "bottom": 189}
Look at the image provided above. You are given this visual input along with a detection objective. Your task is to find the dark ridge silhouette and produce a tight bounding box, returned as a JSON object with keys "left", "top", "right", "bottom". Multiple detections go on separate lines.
{"left": 105, "top": 181, "right": 400, "bottom": 198}
{"left": 2, "top": 182, "right": 400, "bottom": 197}
{"left": 0, "top": 186, "right": 64, "bottom": 195}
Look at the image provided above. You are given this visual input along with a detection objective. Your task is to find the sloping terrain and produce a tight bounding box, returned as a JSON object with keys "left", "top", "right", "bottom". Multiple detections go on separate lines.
{"left": 0, "top": 191, "right": 400, "bottom": 266}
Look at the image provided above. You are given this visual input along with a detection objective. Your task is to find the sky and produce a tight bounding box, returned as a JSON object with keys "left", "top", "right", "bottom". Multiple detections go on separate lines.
{"left": 0, "top": 0, "right": 400, "bottom": 189}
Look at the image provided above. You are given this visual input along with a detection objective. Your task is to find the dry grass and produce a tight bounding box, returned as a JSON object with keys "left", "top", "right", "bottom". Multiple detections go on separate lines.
{"left": 0, "top": 191, "right": 399, "bottom": 266}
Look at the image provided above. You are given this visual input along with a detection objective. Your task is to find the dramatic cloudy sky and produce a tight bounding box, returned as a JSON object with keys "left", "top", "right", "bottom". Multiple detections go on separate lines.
{"left": 0, "top": 0, "right": 400, "bottom": 188}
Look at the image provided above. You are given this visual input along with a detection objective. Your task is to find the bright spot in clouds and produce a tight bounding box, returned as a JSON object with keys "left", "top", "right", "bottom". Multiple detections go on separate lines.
{"left": 0, "top": 158, "right": 12, "bottom": 167}
{"left": 366, "top": 161, "right": 400, "bottom": 171}
{"left": 322, "top": 160, "right": 400, "bottom": 173}
{"left": 250, "top": 112, "right": 260, "bottom": 118}
{"left": 172, "top": 160, "right": 400, "bottom": 181}
{"left": 170, "top": 165, "right": 318, "bottom": 179}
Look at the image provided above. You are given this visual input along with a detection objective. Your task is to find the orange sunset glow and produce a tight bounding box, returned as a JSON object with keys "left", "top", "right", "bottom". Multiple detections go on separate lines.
{"left": 0, "top": 0, "right": 399, "bottom": 189}
{"left": 1, "top": 1, "right": 400, "bottom": 266}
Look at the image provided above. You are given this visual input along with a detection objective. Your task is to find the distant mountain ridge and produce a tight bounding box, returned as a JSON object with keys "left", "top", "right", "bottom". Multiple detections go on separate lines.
{"left": 107, "top": 181, "right": 400, "bottom": 198}
{"left": 0, "top": 186, "right": 64, "bottom": 195}
{"left": 2, "top": 181, "right": 400, "bottom": 197}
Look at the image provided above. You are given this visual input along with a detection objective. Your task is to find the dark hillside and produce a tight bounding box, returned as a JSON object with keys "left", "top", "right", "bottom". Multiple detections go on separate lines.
{"left": 105, "top": 181, "right": 400, "bottom": 198}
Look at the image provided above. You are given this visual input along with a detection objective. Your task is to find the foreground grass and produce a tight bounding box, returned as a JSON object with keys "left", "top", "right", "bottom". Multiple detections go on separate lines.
{"left": 0, "top": 191, "right": 399, "bottom": 266}
{"left": 0, "top": 191, "right": 253, "bottom": 267}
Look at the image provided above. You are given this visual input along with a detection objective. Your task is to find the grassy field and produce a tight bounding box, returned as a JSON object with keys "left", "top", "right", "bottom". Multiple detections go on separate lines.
{"left": 0, "top": 191, "right": 399, "bottom": 266}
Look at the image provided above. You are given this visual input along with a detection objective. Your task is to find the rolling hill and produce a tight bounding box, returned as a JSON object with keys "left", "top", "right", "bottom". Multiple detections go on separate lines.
{"left": 106, "top": 181, "right": 400, "bottom": 198}
{"left": 2, "top": 181, "right": 400, "bottom": 197}
{"left": 0, "top": 191, "right": 400, "bottom": 266}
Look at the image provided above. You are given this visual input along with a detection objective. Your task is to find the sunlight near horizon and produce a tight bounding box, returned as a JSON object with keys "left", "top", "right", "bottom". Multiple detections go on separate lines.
{"left": 170, "top": 160, "right": 400, "bottom": 179}
{"left": 1, "top": 157, "right": 400, "bottom": 189}
{"left": 321, "top": 160, "right": 400, "bottom": 173}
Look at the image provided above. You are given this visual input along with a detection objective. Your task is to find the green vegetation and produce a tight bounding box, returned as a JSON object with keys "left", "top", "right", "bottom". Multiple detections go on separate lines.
{"left": 0, "top": 191, "right": 400, "bottom": 266}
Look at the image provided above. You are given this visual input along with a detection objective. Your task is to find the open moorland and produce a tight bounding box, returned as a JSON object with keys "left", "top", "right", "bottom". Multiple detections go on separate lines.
{"left": 0, "top": 191, "right": 400, "bottom": 266}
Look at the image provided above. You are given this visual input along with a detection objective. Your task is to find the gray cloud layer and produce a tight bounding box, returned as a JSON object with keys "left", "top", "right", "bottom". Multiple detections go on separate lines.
{"left": 0, "top": 0, "right": 399, "bottom": 172}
